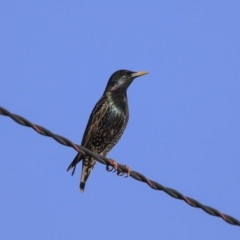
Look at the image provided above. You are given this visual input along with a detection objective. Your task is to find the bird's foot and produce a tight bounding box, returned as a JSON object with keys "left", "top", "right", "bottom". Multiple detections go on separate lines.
{"left": 106, "top": 158, "right": 118, "bottom": 172}
{"left": 106, "top": 158, "right": 131, "bottom": 178}
{"left": 118, "top": 165, "right": 131, "bottom": 178}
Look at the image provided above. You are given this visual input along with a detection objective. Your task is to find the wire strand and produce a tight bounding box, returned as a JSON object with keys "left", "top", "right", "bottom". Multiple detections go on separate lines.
{"left": 0, "top": 105, "right": 239, "bottom": 227}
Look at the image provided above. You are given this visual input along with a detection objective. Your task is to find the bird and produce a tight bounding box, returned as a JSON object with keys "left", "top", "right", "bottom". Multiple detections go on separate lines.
{"left": 67, "top": 69, "right": 148, "bottom": 192}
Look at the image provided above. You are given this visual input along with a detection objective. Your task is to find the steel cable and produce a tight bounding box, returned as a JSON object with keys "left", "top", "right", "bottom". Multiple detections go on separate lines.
{"left": 0, "top": 106, "right": 239, "bottom": 227}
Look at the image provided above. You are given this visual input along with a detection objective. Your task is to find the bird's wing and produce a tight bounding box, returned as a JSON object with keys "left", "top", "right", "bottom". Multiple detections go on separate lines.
{"left": 81, "top": 95, "right": 109, "bottom": 147}
{"left": 66, "top": 96, "right": 109, "bottom": 174}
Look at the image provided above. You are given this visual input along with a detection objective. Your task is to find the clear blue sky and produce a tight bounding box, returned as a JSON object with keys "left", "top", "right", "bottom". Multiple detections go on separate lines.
{"left": 1, "top": 1, "right": 240, "bottom": 239}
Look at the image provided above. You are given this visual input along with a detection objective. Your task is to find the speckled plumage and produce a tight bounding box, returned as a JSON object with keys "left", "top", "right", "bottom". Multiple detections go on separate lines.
{"left": 67, "top": 70, "right": 148, "bottom": 192}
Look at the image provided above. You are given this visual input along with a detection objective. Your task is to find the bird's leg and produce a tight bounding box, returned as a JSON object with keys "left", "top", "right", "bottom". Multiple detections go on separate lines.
{"left": 106, "top": 158, "right": 118, "bottom": 172}
{"left": 109, "top": 158, "right": 118, "bottom": 172}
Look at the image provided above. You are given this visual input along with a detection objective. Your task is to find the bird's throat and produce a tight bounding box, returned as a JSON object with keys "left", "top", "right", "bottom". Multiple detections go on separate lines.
{"left": 107, "top": 92, "right": 128, "bottom": 115}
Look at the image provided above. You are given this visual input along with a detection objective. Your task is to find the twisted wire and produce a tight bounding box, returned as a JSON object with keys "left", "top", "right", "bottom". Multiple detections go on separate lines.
{"left": 0, "top": 106, "right": 239, "bottom": 227}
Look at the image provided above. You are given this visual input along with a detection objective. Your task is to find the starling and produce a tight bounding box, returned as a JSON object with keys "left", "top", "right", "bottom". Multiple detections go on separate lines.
{"left": 67, "top": 70, "right": 148, "bottom": 192}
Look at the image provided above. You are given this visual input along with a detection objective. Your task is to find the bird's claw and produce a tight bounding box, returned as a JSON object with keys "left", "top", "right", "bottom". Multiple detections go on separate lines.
{"left": 117, "top": 171, "right": 125, "bottom": 176}
{"left": 122, "top": 165, "right": 131, "bottom": 178}
{"left": 106, "top": 166, "right": 117, "bottom": 172}
{"left": 106, "top": 165, "right": 114, "bottom": 172}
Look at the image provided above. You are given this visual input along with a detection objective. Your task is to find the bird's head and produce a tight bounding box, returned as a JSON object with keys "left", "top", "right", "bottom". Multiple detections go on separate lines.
{"left": 104, "top": 70, "right": 148, "bottom": 94}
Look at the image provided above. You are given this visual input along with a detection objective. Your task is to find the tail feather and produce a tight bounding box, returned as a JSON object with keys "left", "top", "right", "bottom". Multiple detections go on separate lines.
{"left": 80, "top": 182, "right": 85, "bottom": 192}
{"left": 66, "top": 153, "right": 82, "bottom": 175}
{"left": 79, "top": 162, "right": 95, "bottom": 192}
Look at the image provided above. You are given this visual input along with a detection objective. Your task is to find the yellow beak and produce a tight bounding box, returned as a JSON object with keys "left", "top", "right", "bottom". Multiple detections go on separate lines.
{"left": 132, "top": 71, "right": 149, "bottom": 77}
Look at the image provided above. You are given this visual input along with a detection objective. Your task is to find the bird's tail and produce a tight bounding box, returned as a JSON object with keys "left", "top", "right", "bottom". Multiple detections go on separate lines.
{"left": 66, "top": 153, "right": 82, "bottom": 176}
{"left": 79, "top": 160, "right": 95, "bottom": 192}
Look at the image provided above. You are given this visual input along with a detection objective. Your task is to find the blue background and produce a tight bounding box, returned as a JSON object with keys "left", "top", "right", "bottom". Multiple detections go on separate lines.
{"left": 1, "top": 1, "right": 239, "bottom": 239}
